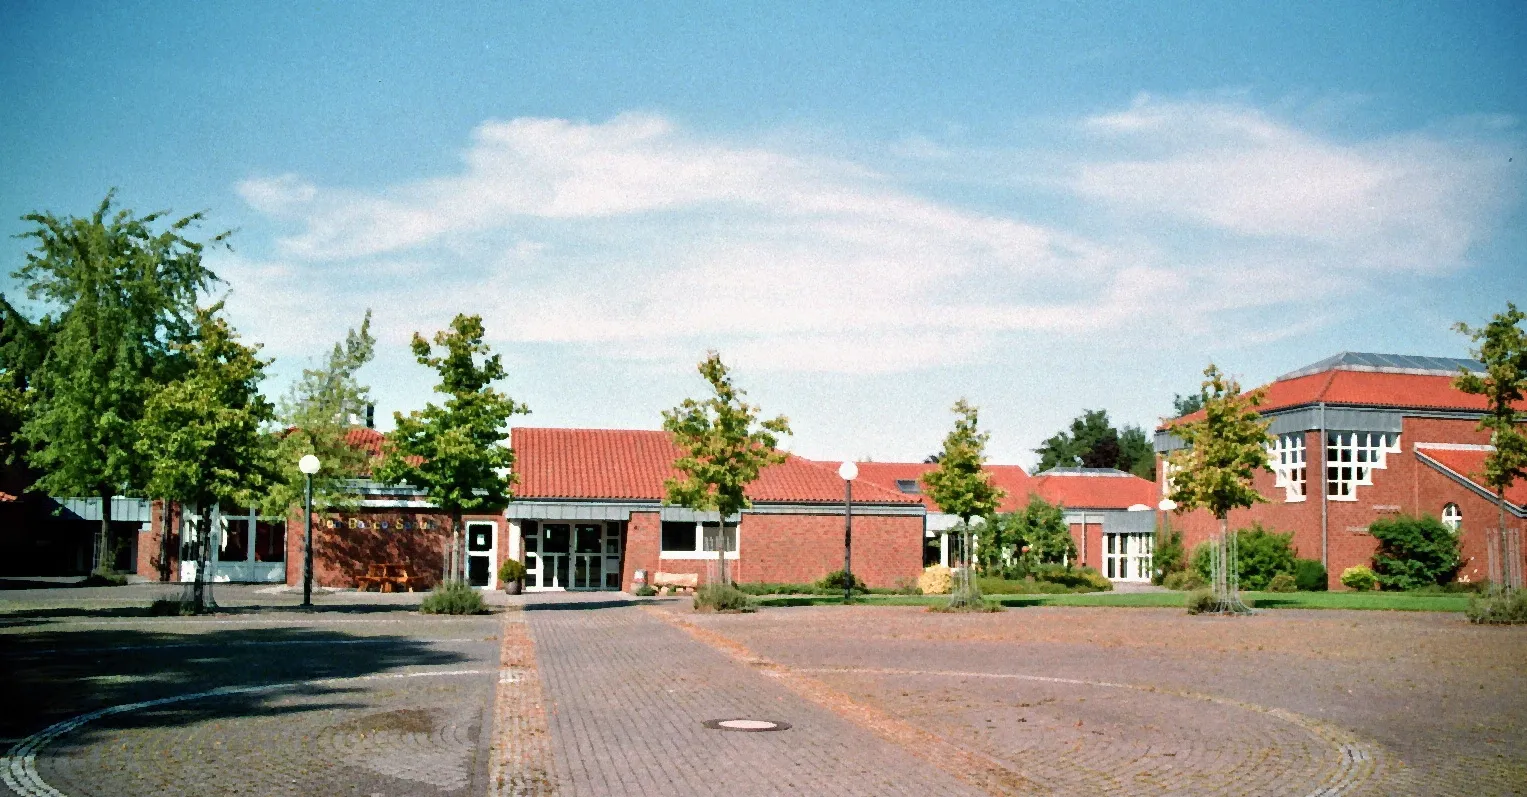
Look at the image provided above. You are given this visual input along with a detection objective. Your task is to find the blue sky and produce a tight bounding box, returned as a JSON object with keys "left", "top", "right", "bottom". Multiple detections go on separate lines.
{"left": 2, "top": 1, "right": 1524, "bottom": 467}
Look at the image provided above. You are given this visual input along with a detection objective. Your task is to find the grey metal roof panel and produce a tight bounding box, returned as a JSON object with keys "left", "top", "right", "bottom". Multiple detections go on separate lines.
{"left": 1277, "top": 352, "right": 1483, "bottom": 381}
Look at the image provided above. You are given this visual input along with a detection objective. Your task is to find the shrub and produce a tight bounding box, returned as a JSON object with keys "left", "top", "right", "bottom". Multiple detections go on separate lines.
{"left": 1266, "top": 572, "right": 1297, "bottom": 593}
{"left": 693, "top": 583, "right": 756, "bottom": 612}
{"left": 1340, "top": 565, "right": 1377, "bottom": 591}
{"left": 918, "top": 565, "right": 953, "bottom": 595}
{"left": 1293, "top": 559, "right": 1328, "bottom": 591}
{"left": 1185, "top": 589, "right": 1218, "bottom": 614}
{"left": 1369, "top": 514, "right": 1462, "bottom": 591}
{"left": 815, "top": 569, "right": 868, "bottom": 593}
{"left": 83, "top": 567, "right": 128, "bottom": 587}
{"left": 1162, "top": 570, "right": 1207, "bottom": 591}
{"left": 1030, "top": 564, "right": 1113, "bottom": 592}
{"left": 1152, "top": 525, "right": 1186, "bottom": 585}
{"left": 1190, "top": 523, "right": 1297, "bottom": 590}
{"left": 1466, "top": 589, "right": 1527, "bottom": 624}
{"left": 420, "top": 580, "right": 488, "bottom": 615}
{"left": 633, "top": 584, "right": 657, "bottom": 597}
{"left": 497, "top": 558, "right": 526, "bottom": 584}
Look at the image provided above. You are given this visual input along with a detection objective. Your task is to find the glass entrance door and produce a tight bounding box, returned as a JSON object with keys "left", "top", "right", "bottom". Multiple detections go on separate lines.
{"left": 533, "top": 523, "right": 571, "bottom": 589}
{"left": 572, "top": 523, "right": 603, "bottom": 589}
{"left": 525, "top": 521, "right": 621, "bottom": 590}
{"left": 1104, "top": 533, "right": 1153, "bottom": 582}
{"left": 466, "top": 522, "right": 495, "bottom": 588}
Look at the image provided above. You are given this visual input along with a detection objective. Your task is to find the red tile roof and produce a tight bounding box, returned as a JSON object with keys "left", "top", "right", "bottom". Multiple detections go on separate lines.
{"left": 852, "top": 461, "right": 1034, "bottom": 513}
{"left": 1162, "top": 369, "right": 1509, "bottom": 430}
{"left": 511, "top": 428, "right": 921, "bottom": 505}
{"left": 1028, "top": 470, "right": 1157, "bottom": 510}
{"left": 1417, "top": 447, "right": 1527, "bottom": 508}
{"left": 345, "top": 427, "right": 387, "bottom": 459}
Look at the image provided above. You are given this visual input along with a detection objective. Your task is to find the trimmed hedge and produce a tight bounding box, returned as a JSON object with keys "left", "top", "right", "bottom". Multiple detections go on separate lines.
{"left": 1369, "top": 514, "right": 1462, "bottom": 591}
{"left": 1293, "top": 559, "right": 1328, "bottom": 591}
{"left": 1191, "top": 523, "right": 1296, "bottom": 590}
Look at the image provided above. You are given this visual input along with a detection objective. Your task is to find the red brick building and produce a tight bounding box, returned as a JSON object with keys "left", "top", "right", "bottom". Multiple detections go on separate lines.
{"left": 1154, "top": 352, "right": 1527, "bottom": 589}
{"left": 506, "top": 428, "right": 926, "bottom": 591}
{"left": 852, "top": 461, "right": 1158, "bottom": 581}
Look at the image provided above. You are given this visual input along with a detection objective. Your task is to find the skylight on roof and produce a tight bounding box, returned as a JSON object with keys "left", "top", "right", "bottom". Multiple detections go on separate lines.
{"left": 895, "top": 479, "right": 922, "bottom": 494}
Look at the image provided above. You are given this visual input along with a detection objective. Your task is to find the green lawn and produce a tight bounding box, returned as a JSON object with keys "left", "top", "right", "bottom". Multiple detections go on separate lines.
{"left": 753, "top": 590, "right": 1472, "bottom": 612}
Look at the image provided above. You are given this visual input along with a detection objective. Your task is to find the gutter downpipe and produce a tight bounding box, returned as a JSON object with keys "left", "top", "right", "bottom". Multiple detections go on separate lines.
{"left": 1319, "top": 402, "right": 1328, "bottom": 571}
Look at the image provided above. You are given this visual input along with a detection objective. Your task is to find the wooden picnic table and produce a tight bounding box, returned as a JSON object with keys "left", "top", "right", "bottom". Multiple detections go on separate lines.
{"left": 356, "top": 563, "right": 414, "bottom": 592}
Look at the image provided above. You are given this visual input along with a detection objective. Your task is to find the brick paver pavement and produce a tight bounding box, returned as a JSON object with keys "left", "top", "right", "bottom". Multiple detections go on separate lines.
{"left": 522, "top": 594, "right": 987, "bottom": 797}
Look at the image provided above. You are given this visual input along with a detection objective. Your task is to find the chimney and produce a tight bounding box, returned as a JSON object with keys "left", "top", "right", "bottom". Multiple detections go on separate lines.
{"left": 365, "top": 403, "right": 375, "bottom": 429}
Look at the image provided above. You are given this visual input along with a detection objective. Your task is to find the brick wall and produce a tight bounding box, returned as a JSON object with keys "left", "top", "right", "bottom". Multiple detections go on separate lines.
{"left": 282, "top": 510, "right": 505, "bottom": 589}
{"left": 619, "top": 510, "right": 924, "bottom": 590}
{"left": 1157, "top": 418, "right": 1509, "bottom": 589}
{"left": 1067, "top": 521, "right": 1104, "bottom": 569}
{"left": 136, "top": 501, "right": 182, "bottom": 581}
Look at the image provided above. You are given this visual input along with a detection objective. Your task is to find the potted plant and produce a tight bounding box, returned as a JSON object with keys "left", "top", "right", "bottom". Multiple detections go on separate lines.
{"left": 498, "top": 558, "right": 527, "bottom": 595}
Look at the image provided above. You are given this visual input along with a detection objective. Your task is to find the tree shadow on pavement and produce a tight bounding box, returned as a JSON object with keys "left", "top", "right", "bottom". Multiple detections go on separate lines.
{"left": 0, "top": 623, "right": 486, "bottom": 749}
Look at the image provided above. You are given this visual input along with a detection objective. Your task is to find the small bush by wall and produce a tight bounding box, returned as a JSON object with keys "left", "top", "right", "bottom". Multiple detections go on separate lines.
{"left": 1266, "top": 572, "right": 1297, "bottom": 593}
{"left": 1163, "top": 570, "right": 1207, "bottom": 591}
{"left": 815, "top": 569, "right": 867, "bottom": 594}
{"left": 1191, "top": 523, "right": 1296, "bottom": 590}
{"left": 918, "top": 565, "right": 953, "bottom": 595}
{"left": 1369, "top": 514, "right": 1462, "bottom": 591}
{"left": 694, "top": 583, "right": 756, "bottom": 612}
{"left": 1293, "top": 559, "right": 1328, "bottom": 591}
{"left": 1340, "top": 565, "right": 1377, "bottom": 592}
{"left": 420, "top": 581, "right": 488, "bottom": 615}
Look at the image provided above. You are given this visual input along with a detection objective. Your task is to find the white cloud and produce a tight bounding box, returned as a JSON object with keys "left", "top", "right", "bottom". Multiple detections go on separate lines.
{"left": 232, "top": 104, "right": 1519, "bottom": 377}
{"left": 1071, "top": 97, "right": 1517, "bottom": 273}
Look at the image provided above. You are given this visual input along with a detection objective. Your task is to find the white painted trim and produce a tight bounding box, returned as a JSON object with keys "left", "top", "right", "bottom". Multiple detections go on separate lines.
{"left": 660, "top": 551, "right": 741, "bottom": 560}
{"left": 1413, "top": 442, "right": 1493, "bottom": 451}
{"left": 465, "top": 520, "right": 497, "bottom": 590}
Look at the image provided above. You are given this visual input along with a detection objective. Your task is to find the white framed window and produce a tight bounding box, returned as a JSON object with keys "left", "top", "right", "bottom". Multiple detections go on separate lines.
{"left": 660, "top": 521, "right": 739, "bottom": 559}
{"left": 1442, "top": 503, "right": 1462, "bottom": 532}
{"left": 1325, "top": 431, "right": 1401, "bottom": 501}
{"left": 1268, "top": 433, "right": 1307, "bottom": 502}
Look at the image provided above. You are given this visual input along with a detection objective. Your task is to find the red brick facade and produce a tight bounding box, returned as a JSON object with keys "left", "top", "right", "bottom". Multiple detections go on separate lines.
{"left": 1159, "top": 416, "right": 1519, "bottom": 588}
{"left": 616, "top": 510, "right": 924, "bottom": 590}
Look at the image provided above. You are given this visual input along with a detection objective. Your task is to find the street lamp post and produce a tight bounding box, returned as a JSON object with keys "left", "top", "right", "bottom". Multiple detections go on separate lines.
{"left": 299, "top": 454, "right": 321, "bottom": 608}
{"left": 838, "top": 461, "right": 858, "bottom": 603}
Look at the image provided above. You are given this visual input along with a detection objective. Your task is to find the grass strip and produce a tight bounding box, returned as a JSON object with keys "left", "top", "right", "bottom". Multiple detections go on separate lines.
{"left": 753, "top": 590, "right": 1471, "bottom": 612}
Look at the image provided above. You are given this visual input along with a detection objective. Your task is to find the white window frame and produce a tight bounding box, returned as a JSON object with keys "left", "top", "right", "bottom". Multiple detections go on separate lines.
{"left": 1442, "top": 503, "right": 1462, "bottom": 532}
{"left": 1325, "top": 431, "right": 1401, "bottom": 501}
{"left": 1268, "top": 433, "right": 1308, "bottom": 503}
{"left": 659, "top": 520, "right": 740, "bottom": 560}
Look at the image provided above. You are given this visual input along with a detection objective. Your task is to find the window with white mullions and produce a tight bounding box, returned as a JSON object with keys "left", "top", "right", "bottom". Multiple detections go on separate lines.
{"left": 1442, "top": 503, "right": 1462, "bottom": 532}
{"left": 1325, "top": 431, "right": 1401, "bottom": 500}
{"left": 1268, "top": 433, "right": 1307, "bottom": 502}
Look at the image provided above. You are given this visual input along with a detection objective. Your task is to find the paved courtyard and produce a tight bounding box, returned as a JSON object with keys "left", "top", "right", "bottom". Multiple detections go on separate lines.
{"left": 4, "top": 586, "right": 1525, "bottom": 796}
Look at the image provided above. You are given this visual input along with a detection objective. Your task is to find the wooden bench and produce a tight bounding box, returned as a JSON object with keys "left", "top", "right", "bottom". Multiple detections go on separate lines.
{"left": 356, "top": 563, "right": 414, "bottom": 593}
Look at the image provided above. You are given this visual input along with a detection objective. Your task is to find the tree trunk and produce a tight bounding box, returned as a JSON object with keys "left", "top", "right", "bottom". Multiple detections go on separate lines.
{"left": 718, "top": 519, "right": 729, "bottom": 586}
{"left": 1499, "top": 490, "right": 1511, "bottom": 591}
{"left": 157, "top": 503, "right": 170, "bottom": 582}
{"left": 451, "top": 509, "right": 464, "bottom": 583}
{"left": 193, "top": 505, "right": 211, "bottom": 613}
{"left": 96, "top": 486, "right": 113, "bottom": 573}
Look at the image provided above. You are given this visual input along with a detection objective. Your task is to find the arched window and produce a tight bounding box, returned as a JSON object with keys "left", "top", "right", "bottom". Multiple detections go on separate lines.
{"left": 1442, "top": 503, "right": 1462, "bottom": 532}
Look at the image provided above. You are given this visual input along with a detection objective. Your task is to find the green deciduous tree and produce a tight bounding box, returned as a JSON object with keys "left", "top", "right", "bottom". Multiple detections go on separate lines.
{"left": 984, "top": 493, "right": 1074, "bottom": 574}
{"left": 1034, "top": 409, "right": 1155, "bottom": 480}
{"left": 1454, "top": 303, "right": 1527, "bottom": 591}
{"left": 136, "top": 306, "right": 275, "bottom": 612}
{"left": 376, "top": 314, "right": 528, "bottom": 583}
{"left": 263, "top": 311, "right": 377, "bottom": 519}
{"left": 11, "top": 193, "right": 225, "bottom": 570}
{"left": 1172, "top": 392, "right": 1205, "bottom": 418}
{"left": 923, "top": 399, "right": 1006, "bottom": 607}
{"left": 0, "top": 296, "right": 55, "bottom": 467}
{"left": 662, "top": 351, "right": 791, "bottom": 585}
{"left": 1166, "top": 364, "right": 1271, "bottom": 613}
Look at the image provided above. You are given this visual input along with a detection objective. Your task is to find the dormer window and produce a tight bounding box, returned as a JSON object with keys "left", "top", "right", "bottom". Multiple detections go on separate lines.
{"left": 895, "top": 479, "right": 922, "bottom": 495}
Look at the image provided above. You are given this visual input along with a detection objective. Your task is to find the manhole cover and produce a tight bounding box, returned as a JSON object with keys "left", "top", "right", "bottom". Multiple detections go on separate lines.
{"left": 703, "top": 718, "right": 791, "bottom": 732}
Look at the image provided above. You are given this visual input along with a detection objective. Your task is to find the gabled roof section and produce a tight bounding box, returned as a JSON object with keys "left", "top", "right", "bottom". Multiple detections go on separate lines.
{"left": 852, "top": 461, "right": 1032, "bottom": 513}
{"left": 1160, "top": 352, "right": 1505, "bottom": 430}
{"left": 511, "top": 427, "right": 920, "bottom": 505}
{"left": 1415, "top": 444, "right": 1527, "bottom": 516}
{"left": 1029, "top": 468, "right": 1156, "bottom": 510}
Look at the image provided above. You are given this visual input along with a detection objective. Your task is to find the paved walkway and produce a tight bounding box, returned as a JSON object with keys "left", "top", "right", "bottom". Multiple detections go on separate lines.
{"left": 521, "top": 593, "right": 983, "bottom": 797}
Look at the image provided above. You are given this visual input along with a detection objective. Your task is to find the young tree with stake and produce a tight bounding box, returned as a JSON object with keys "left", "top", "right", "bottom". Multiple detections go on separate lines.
{"left": 136, "top": 306, "right": 275, "bottom": 613}
{"left": 1164, "top": 364, "right": 1270, "bottom": 614}
{"left": 922, "top": 398, "right": 1006, "bottom": 609}
{"left": 1454, "top": 303, "right": 1527, "bottom": 592}
{"left": 376, "top": 315, "right": 528, "bottom": 584}
{"left": 662, "top": 351, "right": 791, "bottom": 587}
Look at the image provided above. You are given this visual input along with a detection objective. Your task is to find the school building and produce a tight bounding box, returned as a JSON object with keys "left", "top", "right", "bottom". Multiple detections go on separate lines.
{"left": 1154, "top": 352, "right": 1527, "bottom": 588}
